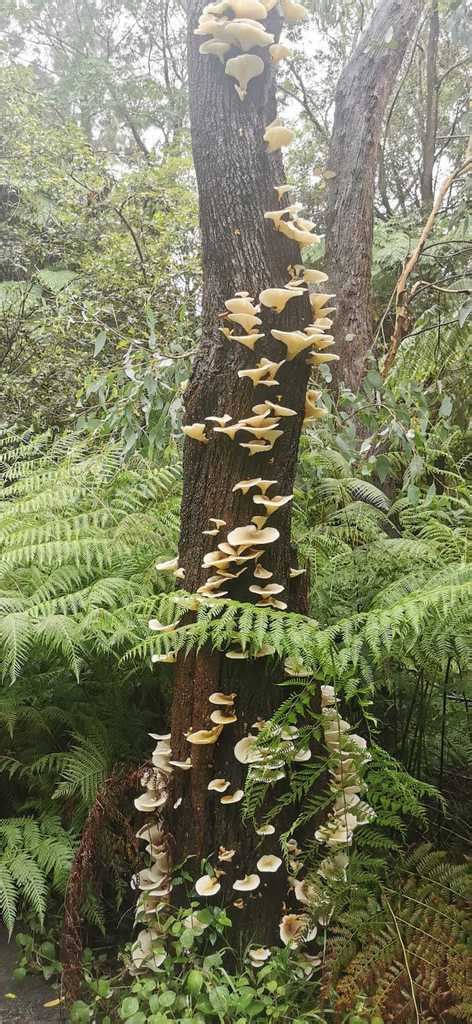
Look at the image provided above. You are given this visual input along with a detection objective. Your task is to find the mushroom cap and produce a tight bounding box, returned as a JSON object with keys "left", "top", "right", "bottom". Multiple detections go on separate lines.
{"left": 310, "top": 292, "right": 335, "bottom": 311}
{"left": 155, "top": 557, "right": 178, "bottom": 571}
{"left": 252, "top": 401, "right": 297, "bottom": 417}
{"left": 210, "top": 708, "right": 238, "bottom": 724}
{"left": 182, "top": 422, "right": 209, "bottom": 443}
{"left": 259, "top": 286, "right": 304, "bottom": 312}
{"left": 227, "top": 312, "right": 262, "bottom": 332}
{"left": 220, "top": 788, "right": 244, "bottom": 804}
{"left": 289, "top": 567, "right": 306, "bottom": 578}
{"left": 195, "top": 874, "right": 221, "bottom": 897}
{"left": 269, "top": 42, "right": 291, "bottom": 63}
{"left": 233, "top": 477, "right": 277, "bottom": 495}
{"left": 136, "top": 823, "right": 165, "bottom": 843}
{"left": 227, "top": 524, "right": 279, "bottom": 549}
{"left": 249, "top": 946, "right": 271, "bottom": 964}
{"left": 228, "top": 0, "right": 268, "bottom": 16}
{"left": 271, "top": 328, "right": 315, "bottom": 360}
{"left": 253, "top": 493, "right": 293, "bottom": 514}
{"left": 255, "top": 823, "right": 275, "bottom": 835}
{"left": 186, "top": 726, "right": 223, "bottom": 745}
{"left": 253, "top": 563, "right": 273, "bottom": 579}
{"left": 279, "top": 912, "right": 305, "bottom": 948}
{"left": 218, "top": 846, "right": 236, "bottom": 861}
{"left": 225, "top": 53, "right": 264, "bottom": 99}
{"left": 278, "top": 219, "right": 320, "bottom": 247}
{"left": 281, "top": 0, "right": 309, "bottom": 20}
{"left": 205, "top": 414, "right": 232, "bottom": 426}
{"left": 208, "top": 778, "right": 231, "bottom": 792}
{"left": 234, "top": 735, "right": 264, "bottom": 764}
{"left": 249, "top": 583, "right": 285, "bottom": 596}
{"left": 209, "top": 691, "right": 237, "bottom": 705}
{"left": 223, "top": 18, "right": 274, "bottom": 50}
{"left": 151, "top": 652, "right": 177, "bottom": 664}
{"left": 148, "top": 618, "right": 180, "bottom": 632}
{"left": 225, "top": 296, "right": 259, "bottom": 315}
{"left": 264, "top": 119, "right": 295, "bottom": 152}
{"left": 233, "top": 873, "right": 261, "bottom": 891}
{"left": 307, "top": 352, "right": 340, "bottom": 365}
{"left": 226, "top": 331, "right": 265, "bottom": 350}
{"left": 293, "top": 265, "right": 328, "bottom": 284}
{"left": 199, "top": 39, "right": 231, "bottom": 60}
{"left": 225, "top": 649, "right": 250, "bottom": 660}
{"left": 257, "top": 855, "right": 282, "bottom": 872}
{"left": 169, "top": 758, "right": 192, "bottom": 770}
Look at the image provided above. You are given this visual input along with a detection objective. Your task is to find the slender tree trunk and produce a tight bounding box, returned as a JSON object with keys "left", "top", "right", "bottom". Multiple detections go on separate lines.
{"left": 420, "top": 0, "right": 439, "bottom": 210}
{"left": 166, "top": 1, "right": 314, "bottom": 943}
{"left": 325, "top": 0, "right": 419, "bottom": 392}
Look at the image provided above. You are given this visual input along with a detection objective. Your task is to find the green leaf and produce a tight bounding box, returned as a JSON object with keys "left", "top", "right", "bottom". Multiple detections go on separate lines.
{"left": 94, "top": 331, "right": 107, "bottom": 357}
{"left": 120, "top": 996, "right": 140, "bottom": 1020}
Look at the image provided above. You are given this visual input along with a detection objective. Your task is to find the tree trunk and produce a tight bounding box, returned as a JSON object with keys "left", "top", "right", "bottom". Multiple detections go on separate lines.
{"left": 420, "top": 0, "right": 439, "bottom": 210}
{"left": 325, "top": 0, "right": 419, "bottom": 392}
{"left": 166, "top": 1, "right": 315, "bottom": 944}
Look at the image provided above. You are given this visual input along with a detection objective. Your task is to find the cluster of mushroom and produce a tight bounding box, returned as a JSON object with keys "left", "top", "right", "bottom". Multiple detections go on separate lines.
{"left": 130, "top": 733, "right": 175, "bottom": 973}
{"left": 195, "top": 0, "right": 306, "bottom": 103}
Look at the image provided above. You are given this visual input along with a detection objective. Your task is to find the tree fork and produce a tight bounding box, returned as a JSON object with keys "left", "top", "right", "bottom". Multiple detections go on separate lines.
{"left": 166, "top": 0, "right": 315, "bottom": 941}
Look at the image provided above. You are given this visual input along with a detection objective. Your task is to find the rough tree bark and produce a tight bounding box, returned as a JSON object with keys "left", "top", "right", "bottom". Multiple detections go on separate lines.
{"left": 166, "top": 1, "right": 315, "bottom": 943}
{"left": 325, "top": 0, "right": 419, "bottom": 393}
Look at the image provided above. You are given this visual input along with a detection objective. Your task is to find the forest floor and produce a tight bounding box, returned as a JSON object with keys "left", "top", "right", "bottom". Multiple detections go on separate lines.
{"left": 0, "top": 931, "right": 61, "bottom": 1022}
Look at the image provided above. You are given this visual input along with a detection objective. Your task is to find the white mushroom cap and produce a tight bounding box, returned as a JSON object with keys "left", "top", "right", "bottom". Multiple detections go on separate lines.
{"left": 134, "top": 792, "right": 166, "bottom": 812}
{"left": 210, "top": 708, "right": 238, "bottom": 724}
{"left": 208, "top": 778, "right": 231, "bottom": 792}
{"left": 232, "top": 478, "right": 277, "bottom": 495}
{"left": 182, "top": 422, "right": 209, "bottom": 443}
{"left": 155, "top": 557, "right": 179, "bottom": 572}
{"left": 252, "top": 401, "right": 297, "bottom": 417}
{"left": 225, "top": 331, "right": 265, "bottom": 350}
{"left": 220, "top": 789, "right": 244, "bottom": 804}
{"left": 289, "top": 567, "right": 306, "bottom": 578}
{"left": 233, "top": 874, "right": 260, "bottom": 891}
{"left": 228, "top": 0, "right": 268, "bottom": 17}
{"left": 135, "top": 823, "right": 165, "bottom": 843}
{"left": 255, "top": 823, "right": 275, "bottom": 835}
{"left": 195, "top": 874, "right": 221, "bottom": 897}
{"left": 222, "top": 18, "right": 274, "bottom": 50}
{"left": 253, "top": 493, "right": 293, "bottom": 515}
{"left": 151, "top": 653, "right": 177, "bottom": 664}
{"left": 225, "top": 296, "right": 259, "bottom": 315}
{"left": 293, "top": 265, "right": 328, "bottom": 284}
{"left": 218, "top": 846, "right": 236, "bottom": 861}
{"left": 264, "top": 119, "right": 295, "bottom": 152}
{"left": 225, "top": 649, "right": 250, "bottom": 659}
{"left": 281, "top": 0, "right": 309, "bottom": 21}
{"left": 227, "top": 524, "right": 279, "bottom": 550}
{"left": 284, "top": 656, "right": 311, "bottom": 676}
{"left": 249, "top": 583, "right": 285, "bottom": 597}
{"left": 234, "top": 736, "right": 265, "bottom": 764}
{"left": 185, "top": 726, "right": 223, "bottom": 745}
{"left": 225, "top": 53, "right": 264, "bottom": 100}
{"left": 257, "top": 855, "right": 282, "bottom": 872}
{"left": 227, "top": 312, "right": 262, "bottom": 333}
{"left": 248, "top": 946, "right": 271, "bottom": 964}
{"left": 279, "top": 913, "right": 305, "bottom": 948}
{"left": 169, "top": 758, "right": 192, "bottom": 770}
{"left": 269, "top": 42, "right": 290, "bottom": 63}
{"left": 149, "top": 619, "right": 180, "bottom": 632}
{"left": 259, "top": 286, "right": 304, "bottom": 313}
{"left": 205, "top": 414, "right": 232, "bottom": 426}
{"left": 199, "top": 39, "right": 230, "bottom": 60}
{"left": 271, "top": 328, "right": 315, "bottom": 360}
{"left": 209, "top": 692, "right": 237, "bottom": 705}
{"left": 253, "top": 563, "right": 273, "bottom": 579}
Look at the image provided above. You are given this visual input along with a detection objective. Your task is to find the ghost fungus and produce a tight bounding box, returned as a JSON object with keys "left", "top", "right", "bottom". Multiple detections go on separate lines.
{"left": 223, "top": 19, "right": 274, "bottom": 50}
{"left": 227, "top": 524, "right": 279, "bottom": 550}
{"left": 304, "top": 388, "right": 328, "bottom": 423}
{"left": 278, "top": 219, "right": 320, "bottom": 247}
{"left": 209, "top": 692, "right": 237, "bottom": 705}
{"left": 232, "top": 478, "right": 277, "bottom": 494}
{"left": 227, "top": 0, "right": 268, "bottom": 16}
{"left": 249, "top": 947, "right": 271, "bottom": 966}
{"left": 224, "top": 331, "right": 265, "bottom": 350}
{"left": 252, "top": 400, "right": 297, "bottom": 417}
{"left": 182, "top": 423, "right": 208, "bottom": 443}
{"left": 253, "top": 563, "right": 273, "bottom": 579}
{"left": 259, "top": 286, "right": 304, "bottom": 312}
{"left": 225, "top": 296, "right": 259, "bottom": 314}
{"left": 309, "top": 292, "right": 335, "bottom": 314}
{"left": 210, "top": 707, "right": 238, "bottom": 724}
{"left": 307, "top": 352, "right": 340, "bottom": 366}
{"left": 225, "top": 53, "right": 265, "bottom": 99}
{"left": 284, "top": 655, "right": 311, "bottom": 676}
{"left": 221, "top": 788, "right": 244, "bottom": 803}
{"left": 234, "top": 735, "right": 264, "bottom": 764}
{"left": 199, "top": 39, "right": 230, "bottom": 60}
{"left": 292, "top": 264, "right": 329, "bottom": 284}
{"left": 208, "top": 778, "right": 231, "bottom": 792}
{"left": 195, "top": 875, "right": 221, "bottom": 897}
{"left": 186, "top": 726, "right": 223, "bottom": 744}
{"left": 257, "top": 855, "right": 282, "bottom": 872}
{"left": 148, "top": 618, "right": 181, "bottom": 632}
{"left": 218, "top": 846, "right": 236, "bottom": 861}
{"left": 151, "top": 652, "right": 177, "bottom": 664}
{"left": 155, "top": 557, "right": 178, "bottom": 572}
{"left": 279, "top": 913, "right": 306, "bottom": 948}
{"left": 238, "top": 358, "right": 285, "bottom": 386}
{"left": 281, "top": 0, "right": 308, "bottom": 21}
{"left": 264, "top": 203, "right": 301, "bottom": 229}
{"left": 264, "top": 118, "right": 294, "bottom": 152}
{"left": 289, "top": 566, "right": 306, "bottom": 578}
{"left": 205, "top": 414, "right": 232, "bottom": 426}
{"left": 274, "top": 184, "right": 294, "bottom": 199}
{"left": 249, "top": 583, "right": 285, "bottom": 598}
{"left": 233, "top": 873, "right": 260, "bottom": 891}
{"left": 227, "top": 311, "right": 262, "bottom": 333}
{"left": 269, "top": 42, "right": 291, "bottom": 63}
{"left": 169, "top": 758, "right": 192, "bottom": 770}
{"left": 271, "top": 328, "right": 315, "bottom": 360}
{"left": 255, "top": 823, "right": 275, "bottom": 835}
{"left": 252, "top": 493, "right": 293, "bottom": 515}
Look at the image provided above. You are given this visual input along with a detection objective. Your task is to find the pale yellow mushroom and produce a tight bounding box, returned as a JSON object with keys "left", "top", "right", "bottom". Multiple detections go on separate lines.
{"left": 254, "top": 644, "right": 276, "bottom": 656}
{"left": 259, "top": 286, "right": 304, "bottom": 312}
{"left": 238, "top": 358, "right": 285, "bottom": 386}
{"left": 252, "top": 400, "right": 297, "bottom": 417}
{"left": 134, "top": 792, "right": 166, "bottom": 812}
{"left": 253, "top": 563, "right": 273, "bottom": 579}
{"left": 223, "top": 331, "right": 265, "bottom": 350}
{"left": 227, "top": 0, "right": 268, "bottom": 18}
{"left": 148, "top": 618, "right": 181, "bottom": 632}
{"left": 182, "top": 422, "right": 209, "bottom": 443}
{"left": 155, "top": 557, "right": 178, "bottom": 572}
{"left": 255, "top": 596, "right": 287, "bottom": 609}
{"left": 257, "top": 855, "right": 282, "bottom": 872}
{"left": 249, "top": 583, "right": 285, "bottom": 597}
{"left": 151, "top": 652, "right": 177, "bottom": 664}
{"left": 221, "top": 789, "right": 244, "bottom": 804}
{"left": 199, "top": 39, "right": 230, "bottom": 61}
{"left": 249, "top": 947, "right": 271, "bottom": 966}
{"left": 278, "top": 219, "right": 320, "bottom": 247}
{"left": 240, "top": 432, "right": 283, "bottom": 454}
{"left": 213, "top": 422, "right": 245, "bottom": 440}
{"left": 255, "top": 823, "right": 275, "bottom": 835}
{"left": 218, "top": 846, "right": 236, "bottom": 861}
{"left": 195, "top": 875, "right": 221, "bottom": 897}
{"left": 225, "top": 53, "right": 265, "bottom": 99}
{"left": 205, "top": 413, "right": 232, "bottom": 425}
{"left": 295, "top": 216, "right": 316, "bottom": 232}
{"left": 253, "top": 493, "right": 293, "bottom": 515}
{"left": 264, "top": 118, "right": 294, "bottom": 152}
{"left": 232, "top": 478, "right": 277, "bottom": 494}
{"left": 280, "top": 0, "right": 308, "bottom": 22}
{"left": 194, "top": 14, "right": 230, "bottom": 38}
{"left": 234, "top": 736, "right": 265, "bottom": 763}
{"left": 210, "top": 708, "right": 238, "bottom": 724}
{"left": 225, "top": 296, "right": 259, "bottom": 314}
{"left": 269, "top": 42, "right": 291, "bottom": 63}
{"left": 208, "top": 778, "right": 231, "bottom": 792}
{"left": 239, "top": 423, "right": 281, "bottom": 438}
{"left": 251, "top": 515, "right": 268, "bottom": 529}
{"left": 271, "top": 328, "right": 315, "bottom": 360}
{"left": 279, "top": 913, "right": 306, "bottom": 948}
{"left": 227, "top": 524, "right": 279, "bottom": 549}
{"left": 233, "top": 873, "right": 260, "bottom": 891}
{"left": 174, "top": 567, "right": 185, "bottom": 579}
{"left": 169, "top": 758, "right": 192, "bottom": 770}
{"left": 225, "top": 649, "right": 250, "bottom": 659}
{"left": 203, "top": 528, "right": 219, "bottom": 536}
{"left": 289, "top": 567, "right": 306, "bottom": 578}
{"left": 307, "top": 352, "right": 340, "bottom": 366}
{"left": 227, "top": 312, "right": 262, "bottom": 333}
{"left": 304, "top": 329, "right": 334, "bottom": 349}
{"left": 274, "top": 183, "right": 294, "bottom": 198}
{"left": 264, "top": 204, "right": 302, "bottom": 229}
{"left": 185, "top": 726, "right": 223, "bottom": 745}
{"left": 209, "top": 517, "right": 226, "bottom": 528}
{"left": 309, "top": 292, "right": 335, "bottom": 313}
{"left": 223, "top": 19, "right": 274, "bottom": 50}
{"left": 209, "top": 692, "right": 237, "bottom": 705}
{"left": 292, "top": 264, "right": 328, "bottom": 284}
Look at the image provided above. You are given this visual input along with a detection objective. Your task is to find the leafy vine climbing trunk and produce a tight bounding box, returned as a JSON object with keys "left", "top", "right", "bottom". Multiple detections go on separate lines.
{"left": 167, "top": 0, "right": 313, "bottom": 941}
